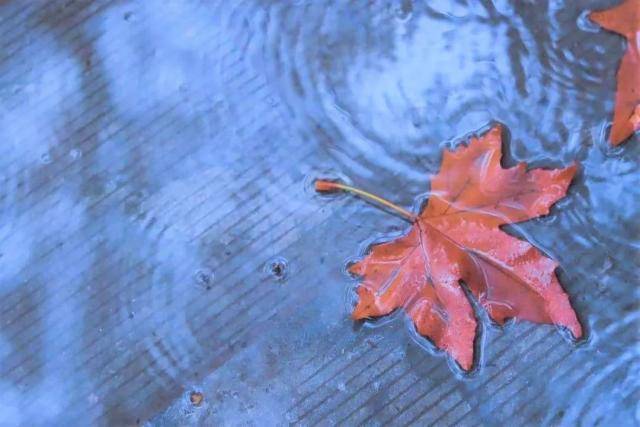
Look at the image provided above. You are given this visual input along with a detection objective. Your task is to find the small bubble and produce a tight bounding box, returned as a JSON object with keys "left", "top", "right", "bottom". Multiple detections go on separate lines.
{"left": 40, "top": 153, "right": 52, "bottom": 164}
{"left": 189, "top": 391, "right": 204, "bottom": 406}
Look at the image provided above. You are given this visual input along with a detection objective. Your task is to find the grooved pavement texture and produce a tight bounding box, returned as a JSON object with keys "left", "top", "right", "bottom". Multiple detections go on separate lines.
{"left": 0, "top": 1, "right": 638, "bottom": 426}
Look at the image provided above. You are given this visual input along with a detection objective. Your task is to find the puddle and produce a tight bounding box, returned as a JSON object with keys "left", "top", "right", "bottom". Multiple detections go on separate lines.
{"left": 0, "top": 1, "right": 637, "bottom": 426}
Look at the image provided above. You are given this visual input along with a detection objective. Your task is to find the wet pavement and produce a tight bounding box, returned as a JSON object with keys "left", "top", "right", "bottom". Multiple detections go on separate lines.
{"left": 0, "top": 1, "right": 638, "bottom": 425}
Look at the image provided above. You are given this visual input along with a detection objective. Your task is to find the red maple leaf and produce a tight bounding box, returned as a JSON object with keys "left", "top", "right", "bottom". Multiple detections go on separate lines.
{"left": 590, "top": 0, "right": 640, "bottom": 146}
{"left": 316, "top": 125, "right": 582, "bottom": 371}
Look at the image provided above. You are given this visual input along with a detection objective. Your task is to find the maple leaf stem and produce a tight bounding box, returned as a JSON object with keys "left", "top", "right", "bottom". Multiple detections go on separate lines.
{"left": 315, "top": 180, "right": 417, "bottom": 222}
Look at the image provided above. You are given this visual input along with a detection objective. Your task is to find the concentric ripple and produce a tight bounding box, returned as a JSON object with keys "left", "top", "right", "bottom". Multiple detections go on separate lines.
{"left": 0, "top": 0, "right": 638, "bottom": 425}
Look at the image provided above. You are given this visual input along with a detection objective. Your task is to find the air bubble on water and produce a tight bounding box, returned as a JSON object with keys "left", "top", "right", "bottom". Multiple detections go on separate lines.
{"left": 337, "top": 382, "right": 347, "bottom": 392}
{"left": 40, "top": 153, "right": 52, "bottom": 164}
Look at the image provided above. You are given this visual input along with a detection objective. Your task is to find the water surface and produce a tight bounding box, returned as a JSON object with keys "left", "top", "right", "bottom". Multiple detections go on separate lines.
{"left": 0, "top": 0, "right": 638, "bottom": 425}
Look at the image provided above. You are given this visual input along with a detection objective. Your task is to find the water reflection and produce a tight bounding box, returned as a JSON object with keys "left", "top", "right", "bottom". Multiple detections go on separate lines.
{"left": 0, "top": 0, "right": 637, "bottom": 425}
